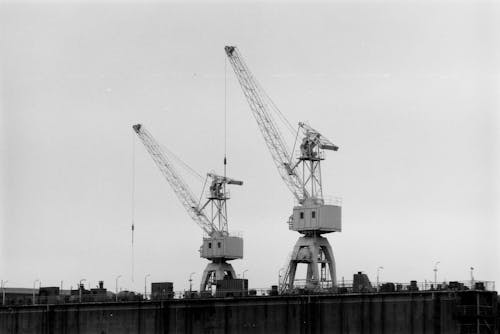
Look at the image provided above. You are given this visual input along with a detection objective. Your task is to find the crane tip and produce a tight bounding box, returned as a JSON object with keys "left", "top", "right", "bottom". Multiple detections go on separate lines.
{"left": 225, "top": 46, "right": 235, "bottom": 56}
{"left": 132, "top": 124, "right": 142, "bottom": 133}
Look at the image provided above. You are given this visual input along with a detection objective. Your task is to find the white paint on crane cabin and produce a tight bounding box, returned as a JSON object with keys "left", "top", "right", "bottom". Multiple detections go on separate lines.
{"left": 200, "top": 236, "right": 243, "bottom": 260}
{"left": 291, "top": 204, "right": 341, "bottom": 233}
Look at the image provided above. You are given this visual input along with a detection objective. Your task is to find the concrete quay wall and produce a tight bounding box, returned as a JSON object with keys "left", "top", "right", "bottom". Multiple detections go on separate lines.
{"left": 0, "top": 291, "right": 494, "bottom": 334}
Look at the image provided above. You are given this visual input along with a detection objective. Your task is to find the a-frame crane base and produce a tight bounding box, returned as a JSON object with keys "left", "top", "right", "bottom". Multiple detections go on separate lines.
{"left": 281, "top": 233, "right": 337, "bottom": 293}
{"left": 200, "top": 260, "right": 237, "bottom": 292}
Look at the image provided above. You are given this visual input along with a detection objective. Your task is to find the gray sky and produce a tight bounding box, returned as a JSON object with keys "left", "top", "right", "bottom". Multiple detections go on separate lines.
{"left": 1, "top": 0, "right": 498, "bottom": 293}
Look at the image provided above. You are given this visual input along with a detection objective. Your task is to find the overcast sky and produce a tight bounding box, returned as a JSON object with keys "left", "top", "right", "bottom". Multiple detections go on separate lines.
{"left": 0, "top": 0, "right": 498, "bottom": 293}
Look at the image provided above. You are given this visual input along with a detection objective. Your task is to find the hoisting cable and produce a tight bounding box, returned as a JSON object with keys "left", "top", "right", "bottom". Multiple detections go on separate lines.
{"left": 197, "top": 175, "right": 209, "bottom": 209}
{"left": 161, "top": 144, "right": 204, "bottom": 182}
{"left": 257, "top": 79, "right": 296, "bottom": 136}
{"left": 131, "top": 131, "right": 136, "bottom": 282}
{"left": 224, "top": 56, "right": 228, "bottom": 179}
{"left": 288, "top": 125, "right": 301, "bottom": 168}
{"left": 253, "top": 75, "right": 297, "bottom": 159}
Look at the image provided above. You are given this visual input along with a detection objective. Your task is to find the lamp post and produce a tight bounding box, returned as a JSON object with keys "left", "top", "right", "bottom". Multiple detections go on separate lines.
{"left": 144, "top": 274, "right": 150, "bottom": 300}
{"left": 240, "top": 270, "right": 249, "bottom": 293}
{"left": 376, "top": 266, "right": 384, "bottom": 289}
{"left": 115, "top": 275, "right": 122, "bottom": 302}
{"left": 470, "top": 267, "right": 475, "bottom": 288}
{"left": 1, "top": 280, "right": 8, "bottom": 306}
{"left": 79, "top": 279, "right": 86, "bottom": 303}
{"left": 32, "top": 279, "right": 40, "bottom": 305}
{"left": 189, "top": 272, "right": 195, "bottom": 292}
{"left": 433, "top": 261, "right": 440, "bottom": 287}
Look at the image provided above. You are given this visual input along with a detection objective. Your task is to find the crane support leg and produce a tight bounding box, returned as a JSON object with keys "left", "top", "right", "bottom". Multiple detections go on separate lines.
{"left": 321, "top": 242, "right": 336, "bottom": 286}
{"left": 284, "top": 234, "right": 337, "bottom": 292}
{"left": 200, "top": 260, "right": 237, "bottom": 292}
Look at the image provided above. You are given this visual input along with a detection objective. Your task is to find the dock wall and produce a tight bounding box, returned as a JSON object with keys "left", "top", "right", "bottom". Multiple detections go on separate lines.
{"left": 0, "top": 291, "right": 496, "bottom": 333}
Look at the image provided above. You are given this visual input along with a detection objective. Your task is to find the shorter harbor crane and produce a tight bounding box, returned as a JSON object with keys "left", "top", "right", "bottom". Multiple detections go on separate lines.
{"left": 133, "top": 124, "right": 244, "bottom": 292}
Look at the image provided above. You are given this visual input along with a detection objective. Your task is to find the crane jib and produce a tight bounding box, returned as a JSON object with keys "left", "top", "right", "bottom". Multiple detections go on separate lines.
{"left": 132, "top": 124, "right": 219, "bottom": 236}
{"left": 225, "top": 46, "right": 307, "bottom": 202}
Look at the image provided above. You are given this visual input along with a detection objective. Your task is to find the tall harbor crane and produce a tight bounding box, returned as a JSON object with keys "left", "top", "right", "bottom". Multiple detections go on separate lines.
{"left": 133, "top": 124, "right": 243, "bottom": 292}
{"left": 225, "top": 46, "right": 341, "bottom": 292}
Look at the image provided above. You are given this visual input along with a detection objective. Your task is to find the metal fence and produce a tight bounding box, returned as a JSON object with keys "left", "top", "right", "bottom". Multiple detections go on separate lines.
{"left": 1, "top": 279, "right": 495, "bottom": 306}
{"left": 282, "top": 279, "right": 495, "bottom": 294}
{"left": 334, "top": 279, "right": 495, "bottom": 293}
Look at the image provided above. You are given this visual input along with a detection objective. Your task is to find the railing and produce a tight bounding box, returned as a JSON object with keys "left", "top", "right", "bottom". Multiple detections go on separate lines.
{"left": 0, "top": 280, "right": 495, "bottom": 306}
{"left": 288, "top": 279, "right": 335, "bottom": 290}
{"left": 292, "top": 196, "right": 342, "bottom": 206}
{"left": 334, "top": 280, "right": 495, "bottom": 294}
{"left": 456, "top": 305, "right": 495, "bottom": 317}
{"left": 228, "top": 230, "right": 244, "bottom": 238}
{"left": 322, "top": 196, "right": 342, "bottom": 206}
{"left": 205, "top": 189, "right": 231, "bottom": 200}
{"left": 458, "top": 323, "right": 496, "bottom": 334}
{"left": 278, "top": 279, "right": 496, "bottom": 295}
{"left": 201, "top": 231, "right": 244, "bottom": 238}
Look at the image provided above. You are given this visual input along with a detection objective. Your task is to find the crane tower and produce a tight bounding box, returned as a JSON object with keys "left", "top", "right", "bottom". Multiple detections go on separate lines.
{"left": 225, "top": 46, "right": 341, "bottom": 292}
{"left": 133, "top": 124, "right": 243, "bottom": 292}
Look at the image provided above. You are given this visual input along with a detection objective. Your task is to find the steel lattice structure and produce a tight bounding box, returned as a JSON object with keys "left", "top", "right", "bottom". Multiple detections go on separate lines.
{"left": 225, "top": 46, "right": 307, "bottom": 203}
